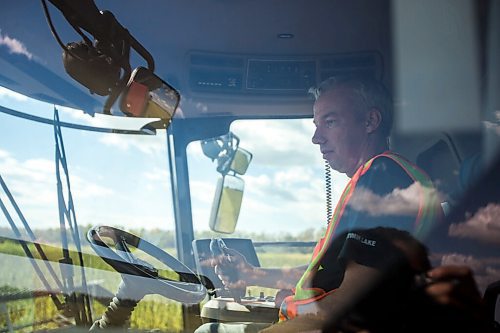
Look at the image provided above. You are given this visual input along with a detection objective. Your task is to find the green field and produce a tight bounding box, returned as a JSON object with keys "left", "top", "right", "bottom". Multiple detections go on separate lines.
{"left": 0, "top": 239, "right": 311, "bottom": 332}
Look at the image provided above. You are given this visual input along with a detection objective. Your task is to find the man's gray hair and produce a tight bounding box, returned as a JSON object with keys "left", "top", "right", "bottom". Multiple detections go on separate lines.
{"left": 309, "top": 76, "right": 393, "bottom": 138}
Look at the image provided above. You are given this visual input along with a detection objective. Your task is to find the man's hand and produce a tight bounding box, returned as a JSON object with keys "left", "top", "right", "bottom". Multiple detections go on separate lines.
{"left": 425, "top": 265, "right": 481, "bottom": 309}
{"left": 213, "top": 248, "right": 307, "bottom": 291}
{"left": 425, "top": 265, "right": 486, "bottom": 323}
{"left": 213, "top": 248, "right": 255, "bottom": 290}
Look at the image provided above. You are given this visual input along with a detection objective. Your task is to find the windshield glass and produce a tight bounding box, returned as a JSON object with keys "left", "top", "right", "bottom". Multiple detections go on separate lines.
{"left": 0, "top": 89, "right": 186, "bottom": 331}
{"left": 0, "top": 89, "right": 176, "bottom": 236}
{"left": 188, "top": 119, "right": 349, "bottom": 237}
{"left": 0, "top": 1, "right": 499, "bottom": 332}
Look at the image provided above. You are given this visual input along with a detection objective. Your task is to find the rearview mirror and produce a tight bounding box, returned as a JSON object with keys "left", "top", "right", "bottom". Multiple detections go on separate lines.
{"left": 120, "top": 67, "right": 180, "bottom": 129}
{"left": 209, "top": 175, "right": 244, "bottom": 234}
{"left": 230, "top": 148, "right": 252, "bottom": 175}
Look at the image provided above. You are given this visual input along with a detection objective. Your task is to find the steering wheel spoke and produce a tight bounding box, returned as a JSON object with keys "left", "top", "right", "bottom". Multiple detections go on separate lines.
{"left": 87, "top": 225, "right": 206, "bottom": 304}
{"left": 115, "top": 237, "right": 137, "bottom": 261}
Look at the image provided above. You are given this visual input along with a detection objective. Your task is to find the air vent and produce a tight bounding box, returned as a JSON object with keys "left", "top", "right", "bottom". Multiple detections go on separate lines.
{"left": 189, "top": 69, "right": 243, "bottom": 92}
{"left": 190, "top": 54, "right": 244, "bottom": 68}
{"left": 319, "top": 52, "right": 382, "bottom": 81}
{"left": 188, "top": 51, "right": 382, "bottom": 96}
{"left": 189, "top": 53, "right": 244, "bottom": 93}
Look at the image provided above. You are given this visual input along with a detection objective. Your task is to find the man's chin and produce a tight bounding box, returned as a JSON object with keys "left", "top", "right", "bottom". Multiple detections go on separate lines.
{"left": 327, "top": 162, "right": 352, "bottom": 177}
{"left": 327, "top": 160, "right": 342, "bottom": 173}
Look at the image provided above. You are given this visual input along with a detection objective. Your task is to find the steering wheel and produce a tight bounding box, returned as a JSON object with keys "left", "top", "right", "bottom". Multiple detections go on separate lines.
{"left": 87, "top": 225, "right": 206, "bottom": 304}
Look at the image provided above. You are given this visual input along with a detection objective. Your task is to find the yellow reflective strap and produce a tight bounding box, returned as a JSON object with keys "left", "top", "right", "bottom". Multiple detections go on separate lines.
{"left": 293, "top": 152, "right": 440, "bottom": 301}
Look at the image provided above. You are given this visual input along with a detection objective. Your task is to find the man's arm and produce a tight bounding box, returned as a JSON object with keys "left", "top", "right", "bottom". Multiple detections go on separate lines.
{"left": 247, "top": 265, "right": 308, "bottom": 289}
{"left": 258, "top": 261, "right": 382, "bottom": 333}
{"left": 215, "top": 248, "right": 307, "bottom": 289}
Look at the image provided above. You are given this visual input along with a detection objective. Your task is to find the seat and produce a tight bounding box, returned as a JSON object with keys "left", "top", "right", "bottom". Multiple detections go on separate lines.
{"left": 484, "top": 280, "right": 500, "bottom": 328}
{"left": 416, "top": 133, "right": 462, "bottom": 208}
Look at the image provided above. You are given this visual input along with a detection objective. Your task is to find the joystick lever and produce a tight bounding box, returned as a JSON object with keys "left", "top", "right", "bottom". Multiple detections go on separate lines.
{"left": 209, "top": 238, "right": 245, "bottom": 302}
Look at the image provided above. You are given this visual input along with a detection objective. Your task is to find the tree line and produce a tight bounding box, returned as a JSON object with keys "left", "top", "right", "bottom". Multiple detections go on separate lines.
{"left": 0, "top": 226, "right": 326, "bottom": 249}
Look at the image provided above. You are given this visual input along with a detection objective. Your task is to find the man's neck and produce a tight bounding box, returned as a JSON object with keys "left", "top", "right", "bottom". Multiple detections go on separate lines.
{"left": 347, "top": 139, "right": 389, "bottom": 178}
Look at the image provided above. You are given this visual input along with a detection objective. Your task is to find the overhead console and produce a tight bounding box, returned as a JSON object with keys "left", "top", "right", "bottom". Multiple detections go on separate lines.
{"left": 188, "top": 51, "right": 383, "bottom": 97}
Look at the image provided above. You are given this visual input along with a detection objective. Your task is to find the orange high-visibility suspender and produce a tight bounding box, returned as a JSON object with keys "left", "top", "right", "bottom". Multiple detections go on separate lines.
{"left": 279, "top": 152, "right": 441, "bottom": 321}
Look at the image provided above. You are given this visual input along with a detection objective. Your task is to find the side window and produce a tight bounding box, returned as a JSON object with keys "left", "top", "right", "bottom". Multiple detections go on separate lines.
{"left": 188, "top": 119, "right": 349, "bottom": 266}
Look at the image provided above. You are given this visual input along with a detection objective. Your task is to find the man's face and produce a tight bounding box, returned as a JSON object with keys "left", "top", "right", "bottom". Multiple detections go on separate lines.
{"left": 312, "top": 87, "right": 369, "bottom": 177}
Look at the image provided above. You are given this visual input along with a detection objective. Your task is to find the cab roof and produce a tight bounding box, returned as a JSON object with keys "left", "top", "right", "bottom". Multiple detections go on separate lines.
{"left": 0, "top": 0, "right": 391, "bottom": 119}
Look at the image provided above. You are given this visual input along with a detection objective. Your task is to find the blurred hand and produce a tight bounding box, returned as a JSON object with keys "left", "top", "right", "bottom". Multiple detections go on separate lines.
{"left": 213, "top": 248, "right": 255, "bottom": 290}
{"left": 425, "top": 265, "right": 483, "bottom": 315}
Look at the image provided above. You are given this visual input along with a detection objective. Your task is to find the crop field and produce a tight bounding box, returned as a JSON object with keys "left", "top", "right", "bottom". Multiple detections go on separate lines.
{"left": 0, "top": 239, "right": 311, "bottom": 332}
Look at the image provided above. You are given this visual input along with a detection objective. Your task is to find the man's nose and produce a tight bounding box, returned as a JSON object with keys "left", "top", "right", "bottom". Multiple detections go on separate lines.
{"left": 312, "top": 127, "right": 325, "bottom": 145}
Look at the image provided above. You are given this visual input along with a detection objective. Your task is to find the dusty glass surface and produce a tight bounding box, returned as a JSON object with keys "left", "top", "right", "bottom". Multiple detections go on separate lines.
{"left": 0, "top": 0, "right": 498, "bottom": 332}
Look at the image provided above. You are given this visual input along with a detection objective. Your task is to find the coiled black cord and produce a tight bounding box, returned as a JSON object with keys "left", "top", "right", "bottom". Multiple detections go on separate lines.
{"left": 325, "top": 160, "right": 333, "bottom": 224}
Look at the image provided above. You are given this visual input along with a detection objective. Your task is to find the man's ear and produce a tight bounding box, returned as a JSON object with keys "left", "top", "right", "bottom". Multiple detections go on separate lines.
{"left": 365, "top": 108, "right": 382, "bottom": 134}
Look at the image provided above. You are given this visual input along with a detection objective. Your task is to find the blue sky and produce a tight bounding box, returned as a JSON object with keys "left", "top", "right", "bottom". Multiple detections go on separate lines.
{"left": 0, "top": 22, "right": 350, "bottom": 237}
{"left": 0, "top": 87, "right": 175, "bottom": 232}
{"left": 0, "top": 86, "right": 350, "bottom": 237}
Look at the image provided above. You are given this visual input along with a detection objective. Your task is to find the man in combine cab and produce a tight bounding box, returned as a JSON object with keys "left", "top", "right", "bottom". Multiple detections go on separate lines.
{"left": 195, "top": 77, "right": 446, "bottom": 332}
{"left": 308, "top": 76, "right": 441, "bottom": 238}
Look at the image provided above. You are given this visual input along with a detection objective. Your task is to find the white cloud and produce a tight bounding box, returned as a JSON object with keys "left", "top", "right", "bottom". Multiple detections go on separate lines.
{"left": 0, "top": 31, "right": 33, "bottom": 60}
{"left": 72, "top": 178, "right": 114, "bottom": 199}
{"left": 141, "top": 167, "right": 171, "bottom": 192}
{"left": 439, "top": 253, "right": 500, "bottom": 293}
{"left": 142, "top": 167, "right": 170, "bottom": 182}
{"left": 234, "top": 165, "right": 342, "bottom": 232}
{"left": 275, "top": 167, "right": 314, "bottom": 186}
{"left": 185, "top": 119, "right": 348, "bottom": 233}
{"left": 187, "top": 119, "right": 321, "bottom": 167}
{"left": 440, "top": 253, "right": 486, "bottom": 272}
{"left": 189, "top": 179, "right": 218, "bottom": 229}
{"left": 232, "top": 119, "right": 321, "bottom": 167}
{"left": 0, "top": 149, "right": 11, "bottom": 160}
{"left": 57, "top": 106, "right": 91, "bottom": 121}
{"left": 0, "top": 154, "right": 56, "bottom": 210}
{"left": 98, "top": 133, "right": 166, "bottom": 156}
{"left": 1, "top": 157, "right": 54, "bottom": 183}
{"left": 0, "top": 86, "right": 28, "bottom": 102}
{"left": 190, "top": 180, "right": 218, "bottom": 205}
{"left": 483, "top": 121, "right": 500, "bottom": 137}
{"left": 238, "top": 184, "right": 326, "bottom": 234}
{"left": 0, "top": 151, "right": 116, "bottom": 229}
{"left": 186, "top": 143, "right": 204, "bottom": 160}
{"left": 448, "top": 203, "right": 500, "bottom": 245}
{"left": 482, "top": 110, "right": 500, "bottom": 137}
{"left": 347, "top": 181, "right": 440, "bottom": 217}
{"left": 188, "top": 165, "right": 331, "bottom": 233}
{"left": 245, "top": 166, "right": 330, "bottom": 203}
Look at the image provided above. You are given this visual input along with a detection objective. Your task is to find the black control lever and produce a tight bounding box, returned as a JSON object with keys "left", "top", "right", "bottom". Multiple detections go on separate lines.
{"left": 209, "top": 238, "right": 245, "bottom": 302}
